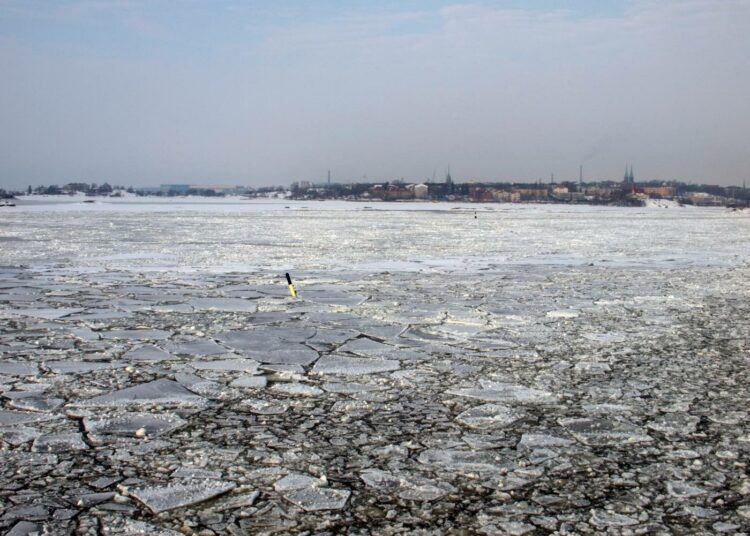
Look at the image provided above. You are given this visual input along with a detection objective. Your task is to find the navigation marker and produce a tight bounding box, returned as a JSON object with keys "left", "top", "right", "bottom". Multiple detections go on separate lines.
{"left": 285, "top": 273, "right": 297, "bottom": 298}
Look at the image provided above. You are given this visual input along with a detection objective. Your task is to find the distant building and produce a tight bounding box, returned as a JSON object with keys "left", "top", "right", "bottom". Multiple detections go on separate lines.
{"left": 643, "top": 185, "right": 676, "bottom": 198}
{"left": 160, "top": 184, "right": 191, "bottom": 194}
{"left": 492, "top": 190, "right": 520, "bottom": 202}
{"left": 687, "top": 192, "right": 724, "bottom": 206}
{"left": 191, "top": 185, "right": 242, "bottom": 195}
{"left": 413, "top": 184, "right": 429, "bottom": 199}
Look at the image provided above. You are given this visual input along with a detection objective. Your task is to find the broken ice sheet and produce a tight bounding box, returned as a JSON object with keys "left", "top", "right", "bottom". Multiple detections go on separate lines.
{"left": 0, "top": 409, "right": 57, "bottom": 425}
{"left": 0, "top": 427, "right": 42, "bottom": 446}
{"left": 213, "top": 328, "right": 320, "bottom": 365}
{"left": 360, "top": 469, "right": 454, "bottom": 501}
{"left": 45, "top": 360, "right": 125, "bottom": 374}
{"left": 274, "top": 473, "right": 325, "bottom": 491}
{"left": 337, "top": 337, "right": 395, "bottom": 356}
{"left": 171, "top": 467, "right": 223, "bottom": 479}
{"left": 32, "top": 432, "right": 88, "bottom": 453}
{"left": 560, "top": 418, "right": 653, "bottom": 446}
{"left": 80, "top": 379, "right": 206, "bottom": 408}
{"left": 448, "top": 380, "right": 557, "bottom": 404}
{"left": 270, "top": 382, "right": 323, "bottom": 396}
{"left": 0, "top": 362, "right": 38, "bottom": 376}
{"left": 399, "top": 483, "right": 453, "bottom": 501}
{"left": 5, "top": 394, "right": 64, "bottom": 412}
{"left": 189, "top": 297, "right": 257, "bottom": 312}
{"left": 321, "top": 382, "right": 387, "bottom": 394}
{"left": 546, "top": 310, "right": 579, "bottom": 319}
{"left": 667, "top": 481, "right": 707, "bottom": 498}
{"left": 191, "top": 358, "right": 260, "bottom": 374}
{"left": 100, "top": 329, "right": 172, "bottom": 340}
{"left": 106, "top": 520, "right": 183, "bottom": 536}
{"left": 312, "top": 355, "right": 400, "bottom": 376}
{"left": 590, "top": 510, "right": 639, "bottom": 527}
{"left": 122, "top": 344, "right": 174, "bottom": 362}
{"left": 360, "top": 469, "right": 403, "bottom": 492}
{"left": 229, "top": 375, "right": 267, "bottom": 389}
{"left": 124, "top": 480, "right": 236, "bottom": 513}
{"left": 283, "top": 487, "right": 350, "bottom": 511}
{"left": 517, "top": 433, "right": 574, "bottom": 450}
{"left": 455, "top": 403, "right": 525, "bottom": 429}
{"left": 241, "top": 399, "right": 289, "bottom": 415}
{"left": 573, "top": 361, "right": 611, "bottom": 374}
{"left": 647, "top": 413, "right": 699, "bottom": 435}
{"left": 418, "top": 449, "right": 508, "bottom": 474}
{"left": 166, "top": 339, "right": 228, "bottom": 356}
{"left": 173, "top": 373, "right": 226, "bottom": 399}
{"left": 83, "top": 413, "right": 187, "bottom": 437}
{"left": 8, "top": 307, "right": 83, "bottom": 320}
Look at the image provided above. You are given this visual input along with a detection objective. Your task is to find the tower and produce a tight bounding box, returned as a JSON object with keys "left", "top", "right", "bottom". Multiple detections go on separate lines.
{"left": 445, "top": 167, "right": 454, "bottom": 195}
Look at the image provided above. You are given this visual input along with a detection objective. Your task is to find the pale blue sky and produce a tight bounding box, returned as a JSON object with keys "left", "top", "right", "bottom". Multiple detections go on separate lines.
{"left": 1, "top": 0, "right": 748, "bottom": 188}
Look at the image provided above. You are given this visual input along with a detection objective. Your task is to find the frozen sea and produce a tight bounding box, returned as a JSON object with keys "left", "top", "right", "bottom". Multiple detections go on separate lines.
{"left": 1, "top": 198, "right": 749, "bottom": 535}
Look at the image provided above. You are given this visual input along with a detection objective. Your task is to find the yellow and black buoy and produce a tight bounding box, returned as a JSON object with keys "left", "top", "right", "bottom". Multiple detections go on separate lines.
{"left": 285, "top": 272, "right": 297, "bottom": 298}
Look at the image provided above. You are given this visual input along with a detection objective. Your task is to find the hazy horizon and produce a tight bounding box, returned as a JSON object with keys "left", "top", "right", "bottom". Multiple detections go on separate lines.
{"left": 2, "top": 0, "right": 749, "bottom": 190}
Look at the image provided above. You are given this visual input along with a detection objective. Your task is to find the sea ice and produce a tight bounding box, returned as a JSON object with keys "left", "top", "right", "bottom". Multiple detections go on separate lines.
{"left": 0, "top": 409, "right": 55, "bottom": 426}
{"left": 321, "top": 381, "right": 386, "bottom": 393}
{"left": 283, "top": 487, "right": 350, "bottom": 511}
{"left": 32, "top": 432, "right": 88, "bottom": 452}
{"left": 517, "top": 433, "right": 574, "bottom": 450}
{"left": 191, "top": 358, "right": 260, "bottom": 373}
{"left": 122, "top": 344, "right": 173, "bottom": 362}
{"left": 455, "top": 403, "right": 524, "bottom": 428}
{"left": 45, "top": 360, "right": 125, "bottom": 374}
{"left": 667, "top": 481, "right": 707, "bottom": 498}
{"left": 270, "top": 382, "right": 323, "bottom": 396}
{"left": 229, "top": 375, "right": 267, "bottom": 389}
{"left": 590, "top": 510, "right": 639, "bottom": 527}
{"left": 647, "top": 414, "right": 699, "bottom": 435}
{"left": 166, "top": 339, "right": 228, "bottom": 356}
{"left": 449, "top": 380, "right": 557, "bottom": 404}
{"left": 124, "top": 480, "right": 236, "bottom": 513}
{"left": 0, "top": 362, "right": 38, "bottom": 376}
{"left": 241, "top": 399, "right": 289, "bottom": 415}
{"left": 83, "top": 413, "right": 187, "bottom": 437}
{"left": 6, "top": 394, "right": 63, "bottom": 412}
{"left": 274, "top": 473, "right": 325, "bottom": 492}
{"left": 0, "top": 427, "right": 42, "bottom": 446}
{"left": 100, "top": 329, "right": 172, "bottom": 340}
{"left": 312, "top": 355, "right": 400, "bottom": 376}
{"left": 189, "top": 297, "right": 257, "bottom": 312}
{"left": 418, "top": 449, "right": 507, "bottom": 473}
{"left": 560, "top": 418, "right": 653, "bottom": 446}
{"left": 81, "top": 379, "right": 206, "bottom": 407}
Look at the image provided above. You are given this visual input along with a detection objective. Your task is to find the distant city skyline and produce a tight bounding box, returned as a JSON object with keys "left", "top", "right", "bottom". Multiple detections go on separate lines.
{"left": 1, "top": 0, "right": 749, "bottom": 190}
